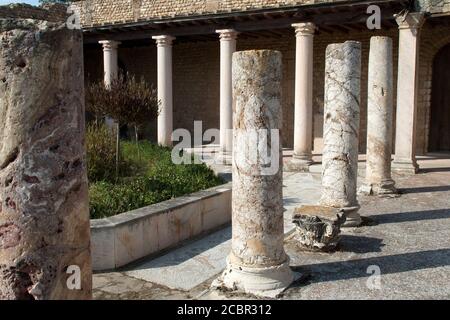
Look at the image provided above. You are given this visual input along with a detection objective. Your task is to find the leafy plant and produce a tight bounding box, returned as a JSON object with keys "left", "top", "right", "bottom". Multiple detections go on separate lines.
{"left": 88, "top": 141, "right": 225, "bottom": 219}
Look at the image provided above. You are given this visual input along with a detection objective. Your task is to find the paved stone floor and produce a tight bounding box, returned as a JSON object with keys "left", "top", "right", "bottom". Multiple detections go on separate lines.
{"left": 93, "top": 153, "right": 450, "bottom": 300}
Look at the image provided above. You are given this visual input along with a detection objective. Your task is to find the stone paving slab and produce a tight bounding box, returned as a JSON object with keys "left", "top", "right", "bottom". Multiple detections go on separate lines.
{"left": 126, "top": 227, "right": 231, "bottom": 291}
{"left": 93, "top": 155, "right": 450, "bottom": 300}
{"left": 123, "top": 173, "right": 322, "bottom": 291}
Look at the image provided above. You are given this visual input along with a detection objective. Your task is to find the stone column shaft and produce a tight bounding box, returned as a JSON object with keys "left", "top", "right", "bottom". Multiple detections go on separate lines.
{"left": 216, "top": 29, "right": 238, "bottom": 165}
{"left": 99, "top": 40, "right": 121, "bottom": 128}
{"left": 218, "top": 50, "right": 293, "bottom": 298}
{"left": 392, "top": 12, "right": 425, "bottom": 174}
{"left": 0, "top": 19, "right": 91, "bottom": 299}
{"left": 321, "top": 41, "right": 362, "bottom": 227}
{"left": 153, "top": 35, "right": 175, "bottom": 147}
{"left": 362, "top": 36, "right": 397, "bottom": 195}
{"left": 290, "top": 23, "right": 315, "bottom": 170}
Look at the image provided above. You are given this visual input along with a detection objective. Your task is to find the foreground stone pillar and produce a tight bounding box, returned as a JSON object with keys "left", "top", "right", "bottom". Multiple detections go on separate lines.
{"left": 289, "top": 22, "right": 315, "bottom": 171}
{"left": 0, "top": 19, "right": 92, "bottom": 299}
{"left": 153, "top": 35, "right": 175, "bottom": 147}
{"left": 361, "top": 36, "right": 397, "bottom": 195}
{"left": 320, "top": 41, "right": 362, "bottom": 227}
{"left": 392, "top": 12, "right": 425, "bottom": 174}
{"left": 99, "top": 40, "right": 120, "bottom": 128}
{"left": 216, "top": 29, "right": 238, "bottom": 165}
{"left": 216, "top": 50, "right": 293, "bottom": 298}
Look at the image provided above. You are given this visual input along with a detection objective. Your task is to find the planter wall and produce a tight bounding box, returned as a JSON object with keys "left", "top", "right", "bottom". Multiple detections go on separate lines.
{"left": 90, "top": 183, "right": 232, "bottom": 271}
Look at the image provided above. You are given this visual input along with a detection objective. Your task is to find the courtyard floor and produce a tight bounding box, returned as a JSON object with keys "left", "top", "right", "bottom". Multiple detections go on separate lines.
{"left": 93, "top": 152, "right": 450, "bottom": 300}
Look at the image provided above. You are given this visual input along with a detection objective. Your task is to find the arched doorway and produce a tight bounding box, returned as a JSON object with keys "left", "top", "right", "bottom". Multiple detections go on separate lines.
{"left": 429, "top": 44, "right": 450, "bottom": 152}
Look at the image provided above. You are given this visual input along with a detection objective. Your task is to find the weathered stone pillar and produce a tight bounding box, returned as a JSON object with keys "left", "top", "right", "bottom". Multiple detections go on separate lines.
{"left": 392, "top": 12, "right": 425, "bottom": 174}
{"left": 321, "top": 41, "right": 362, "bottom": 227}
{"left": 216, "top": 29, "right": 238, "bottom": 165}
{"left": 289, "top": 22, "right": 315, "bottom": 171}
{"left": 153, "top": 35, "right": 175, "bottom": 147}
{"left": 0, "top": 19, "right": 92, "bottom": 299}
{"left": 361, "top": 36, "right": 397, "bottom": 195}
{"left": 216, "top": 50, "right": 293, "bottom": 297}
{"left": 99, "top": 40, "right": 120, "bottom": 128}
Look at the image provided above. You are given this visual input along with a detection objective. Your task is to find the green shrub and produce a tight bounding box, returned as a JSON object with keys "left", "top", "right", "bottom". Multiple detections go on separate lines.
{"left": 86, "top": 123, "right": 117, "bottom": 182}
{"left": 88, "top": 141, "right": 225, "bottom": 219}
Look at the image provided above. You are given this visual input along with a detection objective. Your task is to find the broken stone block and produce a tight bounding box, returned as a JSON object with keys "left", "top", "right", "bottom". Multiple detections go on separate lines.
{"left": 292, "top": 205, "right": 346, "bottom": 252}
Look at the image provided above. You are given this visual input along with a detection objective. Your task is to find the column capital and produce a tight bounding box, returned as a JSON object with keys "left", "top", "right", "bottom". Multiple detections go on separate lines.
{"left": 292, "top": 22, "right": 316, "bottom": 36}
{"left": 216, "top": 29, "right": 239, "bottom": 41}
{"left": 99, "top": 40, "right": 121, "bottom": 50}
{"left": 152, "top": 35, "right": 175, "bottom": 47}
{"left": 394, "top": 12, "right": 425, "bottom": 30}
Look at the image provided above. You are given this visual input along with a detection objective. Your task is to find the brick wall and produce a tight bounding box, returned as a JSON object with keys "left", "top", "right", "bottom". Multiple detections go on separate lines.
{"left": 72, "top": 0, "right": 348, "bottom": 26}
{"left": 416, "top": 22, "right": 450, "bottom": 154}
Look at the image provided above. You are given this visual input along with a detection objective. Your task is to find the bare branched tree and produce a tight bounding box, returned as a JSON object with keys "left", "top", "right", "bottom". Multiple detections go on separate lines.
{"left": 86, "top": 73, "right": 160, "bottom": 178}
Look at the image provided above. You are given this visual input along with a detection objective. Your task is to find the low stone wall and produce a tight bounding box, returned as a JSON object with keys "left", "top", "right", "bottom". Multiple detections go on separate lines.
{"left": 91, "top": 183, "right": 232, "bottom": 271}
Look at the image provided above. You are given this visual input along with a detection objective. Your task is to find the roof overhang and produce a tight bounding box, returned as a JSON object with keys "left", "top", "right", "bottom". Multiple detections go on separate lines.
{"left": 83, "top": 0, "right": 411, "bottom": 44}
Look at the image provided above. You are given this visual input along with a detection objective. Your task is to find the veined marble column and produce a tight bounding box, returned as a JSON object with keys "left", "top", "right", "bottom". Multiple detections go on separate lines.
{"left": 392, "top": 12, "right": 425, "bottom": 174}
{"left": 216, "top": 50, "right": 294, "bottom": 298}
{"left": 361, "top": 36, "right": 397, "bottom": 195}
{"left": 321, "top": 41, "right": 362, "bottom": 228}
{"left": 0, "top": 18, "right": 91, "bottom": 299}
{"left": 99, "top": 40, "right": 121, "bottom": 128}
{"left": 153, "top": 35, "right": 175, "bottom": 147}
{"left": 216, "top": 29, "right": 238, "bottom": 165}
{"left": 289, "top": 22, "right": 315, "bottom": 171}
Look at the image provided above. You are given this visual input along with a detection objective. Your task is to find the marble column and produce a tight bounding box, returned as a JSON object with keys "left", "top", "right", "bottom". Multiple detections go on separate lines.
{"left": 216, "top": 29, "right": 238, "bottom": 165}
{"left": 99, "top": 40, "right": 121, "bottom": 128}
{"left": 0, "top": 18, "right": 92, "bottom": 299}
{"left": 392, "top": 12, "right": 425, "bottom": 174}
{"left": 289, "top": 22, "right": 315, "bottom": 171}
{"left": 361, "top": 36, "right": 397, "bottom": 195}
{"left": 320, "top": 41, "right": 362, "bottom": 228}
{"left": 217, "top": 50, "right": 293, "bottom": 298}
{"left": 153, "top": 35, "right": 175, "bottom": 147}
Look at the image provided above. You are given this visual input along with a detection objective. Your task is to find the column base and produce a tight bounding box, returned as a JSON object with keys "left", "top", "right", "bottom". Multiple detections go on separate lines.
{"left": 392, "top": 159, "right": 419, "bottom": 174}
{"left": 359, "top": 180, "right": 398, "bottom": 196}
{"left": 340, "top": 205, "right": 362, "bottom": 228}
{"left": 212, "top": 255, "right": 295, "bottom": 298}
{"left": 215, "top": 151, "right": 232, "bottom": 166}
{"left": 285, "top": 155, "right": 313, "bottom": 172}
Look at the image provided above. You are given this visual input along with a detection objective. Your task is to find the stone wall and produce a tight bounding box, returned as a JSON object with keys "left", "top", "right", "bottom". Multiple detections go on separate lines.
{"left": 417, "top": 0, "right": 450, "bottom": 14}
{"left": 72, "top": 0, "right": 348, "bottom": 26}
{"left": 0, "top": 3, "right": 68, "bottom": 22}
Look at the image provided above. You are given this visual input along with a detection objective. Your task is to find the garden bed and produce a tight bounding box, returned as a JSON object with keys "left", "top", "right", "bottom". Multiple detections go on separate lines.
{"left": 86, "top": 125, "right": 225, "bottom": 219}
{"left": 90, "top": 182, "right": 232, "bottom": 270}
{"left": 86, "top": 125, "right": 228, "bottom": 269}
